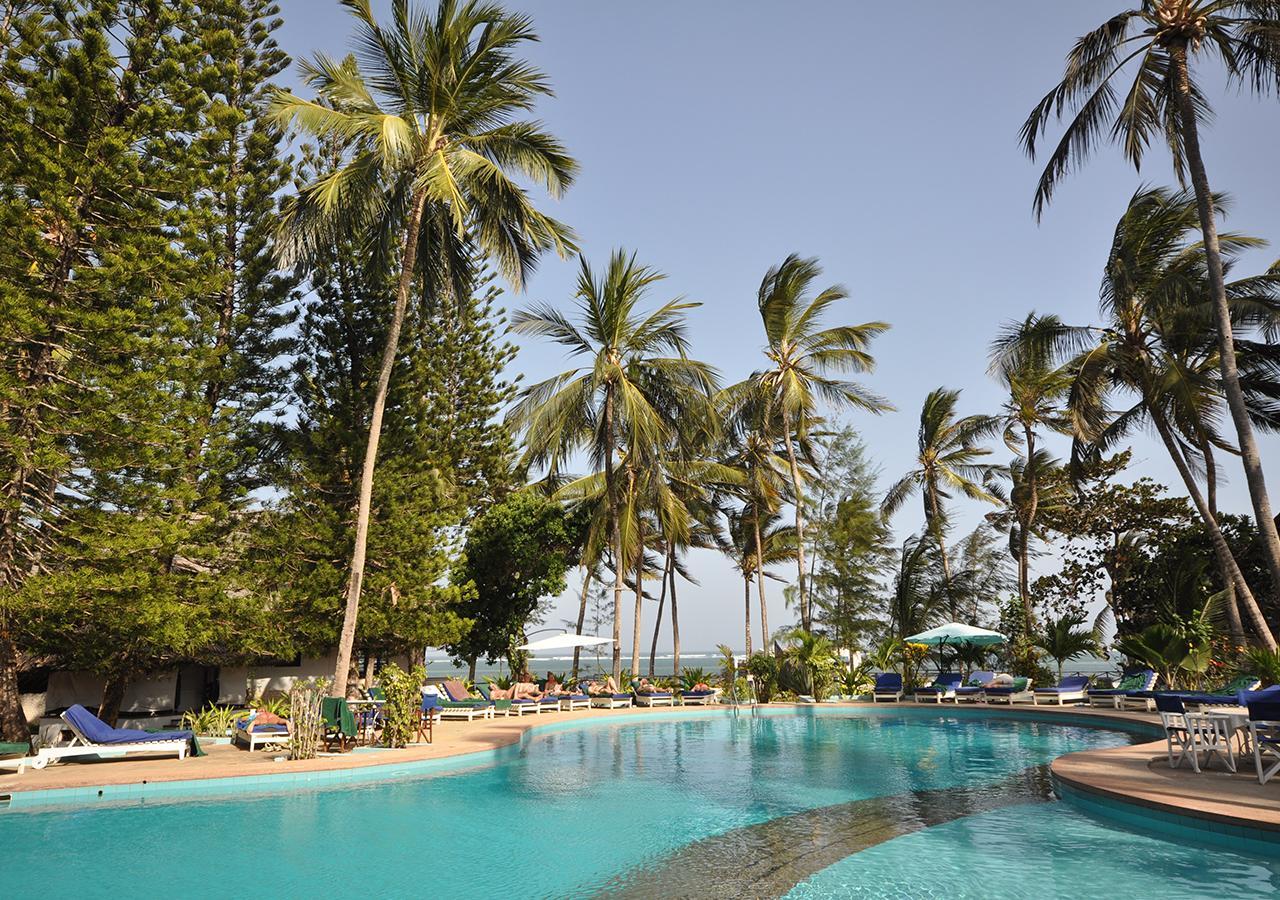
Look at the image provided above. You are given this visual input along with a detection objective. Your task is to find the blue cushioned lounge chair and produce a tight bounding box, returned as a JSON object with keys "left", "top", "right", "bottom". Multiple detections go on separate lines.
{"left": 1032, "top": 675, "right": 1091, "bottom": 706}
{"left": 631, "top": 679, "right": 674, "bottom": 707}
{"left": 679, "top": 688, "right": 719, "bottom": 706}
{"left": 872, "top": 672, "right": 903, "bottom": 703}
{"left": 954, "top": 671, "right": 996, "bottom": 704}
{"left": 914, "top": 673, "right": 963, "bottom": 704}
{"left": 1163, "top": 675, "right": 1262, "bottom": 709}
{"left": 233, "top": 713, "right": 290, "bottom": 751}
{"left": 1086, "top": 670, "right": 1157, "bottom": 709}
{"left": 23, "top": 704, "right": 196, "bottom": 771}
{"left": 983, "top": 677, "right": 1034, "bottom": 704}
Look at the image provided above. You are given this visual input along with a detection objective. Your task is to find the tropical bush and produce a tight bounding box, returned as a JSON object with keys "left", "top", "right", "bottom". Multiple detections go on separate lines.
{"left": 778, "top": 631, "right": 841, "bottom": 700}
{"left": 1242, "top": 647, "right": 1280, "bottom": 688}
{"left": 746, "top": 653, "right": 779, "bottom": 703}
{"left": 899, "top": 642, "right": 930, "bottom": 690}
{"left": 1117, "top": 624, "right": 1206, "bottom": 690}
{"left": 379, "top": 663, "right": 427, "bottom": 748}
{"left": 181, "top": 703, "right": 242, "bottom": 737}
{"left": 680, "top": 667, "right": 710, "bottom": 691}
{"left": 842, "top": 660, "right": 875, "bottom": 696}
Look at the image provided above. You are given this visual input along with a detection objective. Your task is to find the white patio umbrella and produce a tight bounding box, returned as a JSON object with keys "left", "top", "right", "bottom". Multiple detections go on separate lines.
{"left": 904, "top": 622, "right": 1006, "bottom": 672}
{"left": 515, "top": 633, "right": 616, "bottom": 652}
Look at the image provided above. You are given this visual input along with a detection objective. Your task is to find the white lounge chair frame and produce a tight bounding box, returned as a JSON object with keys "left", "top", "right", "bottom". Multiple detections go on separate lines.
{"left": 913, "top": 686, "right": 958, "bottom": 704}
{"left": 434, "top": 703, "right": 495, "bottom": 721}
{"left": 589, "top": 695, "right": 632, "bottom": 709}
{"left": 558, "top": 696, "right": 591, "bottom": 711}
{"left": 679, "top": 690, "right": 720, "bottom": 706}
{"left": 1160, "top": 707, "right": 1198, "bottom": 772}
{"left": 633, "top": 692, "right": 674, "bottom": 707}
{"left": 234, "top": 722, "right": 291, "bottom": 751}
{"left": 872, "top": 686, "right": 903, "bottom": 703}
{"left": 21, "top": 713, "right": 191, "bottom": 771}
{"left": 1032, "top": 688, "right": 1088, "bottom": 706}
{"left": 983, "top": 681, "right": 1035, "bottom": 705}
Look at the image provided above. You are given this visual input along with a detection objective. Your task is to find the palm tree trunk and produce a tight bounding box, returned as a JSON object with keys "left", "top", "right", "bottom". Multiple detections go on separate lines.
{"left": 648, "top": 547, "right": 671, "bottom": 676}
{"left": 753, "top": 510, "right": 770, "bottom": 652}
{"left": 1020, "top": 425, "right": 1038, "bottom": 634}
{"left": 631, "top": 516, "right": 644, "bottom": 676}
{"left": 1151, "top": 408, "right": 1276, "bottom": 649}
{"left": 572, "top": 568, "right": 592, "bottom": 679}
{"left": 744, "top": 574, "right": 753, "bottom": 657}
{"left": 332, "top": 190, "right": 426, "bottom": 697}
{"left": 604, "top": 391, "right": 623, "bottom": 686}
{"left": 1203, "top": 438, "right": 1246, "bottom": 644}
{"left": 669, "top": 561, "right": 681, "bottom": 675}
{"left": 1172, "top": 44, "right": 1280, "bottom": 617}
{"left": 781, "top": 411, "right": 809, "bottom": 630}
{"left": 927, "top": 484, "right": 956, "bottom": 619}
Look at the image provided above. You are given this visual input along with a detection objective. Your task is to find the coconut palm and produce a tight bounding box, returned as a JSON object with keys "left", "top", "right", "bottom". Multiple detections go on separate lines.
{"left": 1013, "top": 188, "right": 1279, "bottom": 648}
{"left": 886, "top": 535, "right": 947, "bottom": 642}
{"left": 882, "top": 389, "right": 1002, "bottom": 619}
{"left": 509, "top": 250, "right": 717, "bottom": 684}
{"left": 736, "top": 254, "right": 889, "bottom": 630}
{"left": 1036, "top": 613, "right": 1101, "bottom": 682}
{"left": 270, "top": 0, "right": 577, "bottom": 694}
{"left": 1023, "top": 0, "right": 1280, "bottom": 611}
{"left": 719, "top": 388, "right": 793, "bottom": 648}
{"left": 988, "top": 315, "right": 1072, "bottom": 631}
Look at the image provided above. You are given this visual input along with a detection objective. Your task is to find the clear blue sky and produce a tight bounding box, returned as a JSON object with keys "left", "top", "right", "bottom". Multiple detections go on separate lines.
{"left": 276, "top": 1, "right": 1280, "bottom": 651}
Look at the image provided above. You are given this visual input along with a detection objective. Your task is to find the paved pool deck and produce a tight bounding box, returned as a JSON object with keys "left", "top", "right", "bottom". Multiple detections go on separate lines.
{"left": 3, "top": 700, "right": 1278, "bottom": 837}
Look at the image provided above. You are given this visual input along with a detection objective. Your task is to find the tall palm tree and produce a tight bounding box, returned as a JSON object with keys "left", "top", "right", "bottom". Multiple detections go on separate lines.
{"left": 989, "top": 315, "right": 1072, "bottom": 632}
{"left": 1023, "top": 1, "right": 1280, "bottom": 610}
{"left": 738, "top": 254, "right": 889, "bottom": 631}
{"left": 720, "top": 388, "right": 792, "bottom": 649}
{"left": 882, "top": 388, "right": 1002, "bottom": 619}
{"left": 271, "top": 0, "right": 576, "bottom": 695}
{"left": 509, "top": 250, "right": 717, "bottom": 684}
{"left": 1016, "top": 188, "right": 1278, "bottom": 648}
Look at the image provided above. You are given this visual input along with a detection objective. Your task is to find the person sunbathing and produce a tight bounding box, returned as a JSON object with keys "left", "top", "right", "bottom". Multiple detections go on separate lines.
{"left": 585, "top": 675, "right": 619, "bottom": 696}
{"left": 487, "top": 683, "right": 514, "bottom": 700}
{"left": 635, "top": 677, "right": 659, "bottom": 694}
{"left": 511, "top": 681, "right": 544, "bottom": 701}
{"left": 688, "top": 681, "right": 712, "bottom": 692}
{"left": 544, "top": 673, "right": 568, "bottom": 696}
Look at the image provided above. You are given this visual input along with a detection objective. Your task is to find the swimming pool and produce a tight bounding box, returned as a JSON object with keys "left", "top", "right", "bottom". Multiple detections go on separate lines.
{"left": 2, "top": 708, "right": 1277, "bottom": 897}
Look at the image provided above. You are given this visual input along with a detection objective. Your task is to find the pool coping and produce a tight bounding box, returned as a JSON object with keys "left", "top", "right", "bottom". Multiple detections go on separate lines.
{"left": 4, "top": 700, "right": 1277, "bottom": 848}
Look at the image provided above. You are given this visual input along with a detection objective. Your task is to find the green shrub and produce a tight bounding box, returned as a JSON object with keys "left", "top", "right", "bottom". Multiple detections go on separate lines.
{"left": 379, "top": 663, "right": 427, "bottom": 748}
{"left": 181, "top": 703, "right": 241, "bottom": 737}
{"left": 746, "top": 653, "right": 779, "bottom": 703}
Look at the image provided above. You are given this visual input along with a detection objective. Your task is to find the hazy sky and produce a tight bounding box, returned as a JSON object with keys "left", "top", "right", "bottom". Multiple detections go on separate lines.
{"left": 275, "top": 1, "right": 1280, "bottom": 651}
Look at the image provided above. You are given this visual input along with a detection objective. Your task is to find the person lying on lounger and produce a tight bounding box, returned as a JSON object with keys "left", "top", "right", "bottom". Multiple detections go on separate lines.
{"left": 585, "top": 676, "right": 619, "bottom": 696}
{"left": 688, "top": 681, "right": 712, "bottom": 692}
{"left": 635, "top": 677, "right": 660, "bottom": 694}
{"left": 511, "top": 681, "right": 544, "bottom": 701}
{"left": 544, "top": 672, "right": 571, "bottom": 696}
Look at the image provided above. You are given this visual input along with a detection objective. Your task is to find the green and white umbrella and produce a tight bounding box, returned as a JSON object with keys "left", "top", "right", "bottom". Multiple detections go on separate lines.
{"left": 904, "top": 622, "right": 1006, "bottom": 672}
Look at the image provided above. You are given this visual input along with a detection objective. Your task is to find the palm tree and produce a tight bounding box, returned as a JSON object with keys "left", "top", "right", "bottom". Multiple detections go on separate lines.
{"left": 1023, "top": 1, "right": 1280, "bottom": 611}
{"left": 720, "top": 388, "right": 792, "bottom": 649}
{"left": 886, "top": 535, "right": 947, "bottom": 642}
{"left": 270, "top": 0, "right": 576, "bottom": 695}
{"left": 882, "top": 389, "right": 1002, "bottom": 619}
{"left": 738, "top": 254, "right": 889, "bottom": 630}
{"left": 989, "top": 315, "right": 1071, "bottom": 632}
{"left": 1036, "top": 613, "right": 1101, "bottom": 682}
{"left": 1015, "top": 188, "right": 1278, "bottom": 649}
{"left": 509, "top": 250, "right": 717, "bottom": 684}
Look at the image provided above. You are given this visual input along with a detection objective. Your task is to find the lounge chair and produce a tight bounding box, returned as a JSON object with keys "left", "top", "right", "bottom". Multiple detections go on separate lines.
{"left": 0, "top": 740, "right": 33, "bottom": 773}
{"left": 631, "top": 680, "right": 674, "bottom": 707}
{"left": 1085, "top": 670, "right": 1157, "bottom": 709}
{"left": 679, "top": 688, "right": 720, "bottom": 706}
{"left": 434, "top": 680, "right": 497, "bottom": 720}
{"left": 1032, "top": 675, "right": 1091, "bottom": 706}
{"left": 954, "top": 671, "right": 996, "bottom": 704}
{"left": 1247, "top": 700, "right": 1280, "bottom": 785}
{"left": 233, "top": 712, "right": 291, "bottom": 751}
{"left": 1156, "top": 693, "right": 1198, "bottom": 772}
{"left": 555, "top": 688, "right": 592, "bottom": 711}
{"left": 1165, "top": 675, "right": 1263, "bottom": 708}
{"left": 872, "top": 672, "right": 904, "bottom": 703}
{"left": 983, "top": 677, "right": 1034, "bottom": 704}
{"left": 474, "top": 683, "right": 530, "bottom": 716}
{"left": 588, "top": 690, "right": 632, "bottom": 709}
{"left": 20, "top": 705, "right": 195, "bottom": 771}
{"left": 914, "top": 673, "right": 963, "bottom": 703}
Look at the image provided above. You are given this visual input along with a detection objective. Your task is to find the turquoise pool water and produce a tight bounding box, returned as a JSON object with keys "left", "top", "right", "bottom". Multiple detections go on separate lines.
{"left": 787, "top": 803, "right": 1280, "bottom": 898}
{"left": 0, "top": 709, "right": 1274, "bottom": 897}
